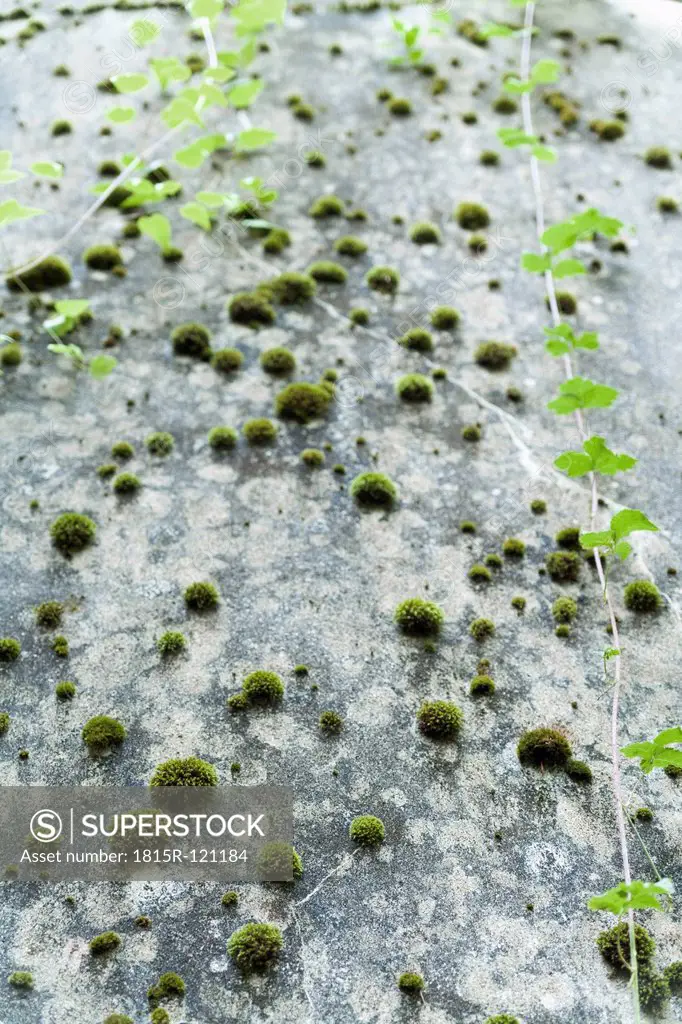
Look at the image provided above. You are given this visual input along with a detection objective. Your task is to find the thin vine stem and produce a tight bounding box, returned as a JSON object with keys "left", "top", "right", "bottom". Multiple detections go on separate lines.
{"left": 518, "top": 3, "right": 639, "bottom": 1018}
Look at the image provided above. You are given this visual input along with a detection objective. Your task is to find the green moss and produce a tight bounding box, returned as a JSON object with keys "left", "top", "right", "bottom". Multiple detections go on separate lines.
{"left": 227, "top": 923, "right": 283, "bottom": 973}
{"left": 82, "top": 716, "right": 125, "bottom": 751}
{"left": 52, "top": 635, "right": 69, "bottom": 657}
{"left": 624, "top": 579, "right": 661, "bottom": 612}
{"left": 511, "top": 595, "right": 526, "bottom": 611}
{"left": 485, "top": 1017, "right": 520, "bottom": 1024}
{"left": 597, "top": 921, "right": 655, "bottom": 971}
{"left": 157, "top": 630, "right": 186, "bottom": 655}
{"left": 506, "top": 385, "right": 523, "bottom": 402}
{"left": 309, "top": 194, "right": 344, "bottom": 218}
{"left": 171, "top": 321, "right": 211, "bottom": 359}
{"left": 333, "top": 463, "right": 346, "bottom": 475}
{"left": 350, "top": 471, "right": 398, "bottom": 508}
{"left": 566, "top": 758, "right": 592, "bottom": 782}
{"left": 663, "top": 961, "right": 682, "bottom": 994}
{"left": 184, "top": 581, "right": 219, "bottom": 610}
{"left": 259, "top": 841, "right": 303, "bottom": 880}
{"left": 635, "top": 806, "right": 653, "bottom": 822}
{"left": 552, "top": 596, "right": 577, "bottom": 623}
{"left": 475, "top": 341, "right": 516, "bottom": 370}
{"left": 469, "top": 617, "right": 495, "bottom": 641}
{"left": 480, "top": 150, "right": 500, "bottom": 166}
{"left": 645, "top": 146, "right": 672, "bottom": 169}
{"left": 399, "top": 327, "right": 432, "bottom": 352}
{"left": 469, "top": 563, "right": 492, "bottom": 583}
{"left": 493, "top": 96, "right": 517, "bottom": 114}
{"left": 0, "top": 342, "right": 21, "bottom": 366}
{"left": 394, "top": 597, "right": 444, "bottom": 636}
{"left": 396, "top": 373, "right": 433, "bottom": 403}
{"left": 530, "top": 498, "right": 547, "bottom": 514}
{"left": 430, "top": 306, "right": 459, "bottom": 330}
{"left": 470, "top": 674, "right": 495, "bottom": 696}
{"left": 457, "top": 18, "right": 488, "bottom": 46}
{"left": 7, "top": 255, "right": 72, "bottom": 292}
{"left": 149, "top": 1011, "right": 170, "bottom": 1024}
{"left": 227, "top": 693, "right": 248, "bottom": 712}
{"left": 8, "top": 970, "right": 33, "bottom": 988}
{"left": 409, "top": 221, "right": 441, "bottom": 245}
{"left": 417, "top": 700, "right": 463, "bottom": 738}
{"left": 97, "top": 463, "right": 116, "bottom": 479}
{"left": 348, "top": 308, "right": 369, "bottom": 327}
{"left": 113, "top": 472, "right": 140, "bottom": 495}
{"left": 151, "top": 757, "right": 217, "bottom": 787}
{"left": 502, "top": 537, "right": 525, "bottom": 558}
{"left": 292, "top": 101, "right": 315, "bottom": 121}
{"left": 262, "top": 227, "right": 291, "bottom": 254}
{"left": 431, "top": 76, "right": 448, "bottom": 96}
{"left": 83, "top": 244, "right": 123, "bottom": 271}
{"left": 461, "top": 112, "right": 478, "bottom": 125}
{"left": 89, "top": 931, "right": 121, "bottom": 954}
{"left": 228, "top": 291, "right": 276, "bottom": 327}
{"left": 243, "top": 418, "right": 277, "bottom": 445}
{"left": 207, "top": 426, "right": 237, "bottom": 452}
{"left": 222, "top": 890, "right": 239, "bottom": 907}
{"left": 366, "top": 265, "right": 399, "bottom": 294}
{"left": 456, "top": 202, "right": 490, "bottom": 230}
{"left": 657, "top": 196, "right": 678, "bottom": 213}
{"left": 639, "top": 968, "right": 670, "bottom": 1013}
{"left": 432, "top": 367, "right": 447, "bottom": 380}
{"left": 546, "top": 550, "right": 581, "bottom": 582}
{"left": 551, "top": 291, "right": 577, "bottom": 315}
{"left": 462, "top": 423, "right": 481, "bottom": 442}
{"left": 388, "top": 97, "right": 412, "bottom": 116}
{"left": 307, "top": 260, "right": 348, "bottom": 283}
{"left": 517, "top": 727, "right": 572, "bottom": 768}
{"left": 334, "top": 235, "right": 367, "bottom": 257}
{"left": 55, "top": 680, "right": 76, "bottom": 699}
{"left": 0, "top": 712, "right": 10, "bottom": 734}
{"left": 304, "top": 149, "right": 326, "bottom": 167}
{"left": 484, "top": 553, "right": 502, "bottom": 569}
{"left": 398, "top": 972, "right": 424, "bottom": 994}
{"left": 664, "top": 763, "right": 682, "bottom": 779}
{"left": 242, "top": 670, "right": 284, "bottom": 705}
{"left": 147, "top": 972, "right": 186, "bottom": 1002}
{"left": 50, "top": 512, "right": 96, "bottom": 554}
{"left": 211, "top": 348, "right": 243, "bottom": 374}
{"left": 300, "top": 448, "right": 325, "bottom": 467}
{"left": 268, "top": 271, "right": 317, "bottom": 305}
{"left": 98, "top": 159, "right": 121, "bottom": 177}
{"left": 319, "top": 710, "right": 343, "bottom": 734}
{"left": 146, "top": 432, "right": 174, "bottom": 456}
{"left": 349, "top": 814, "right": 385, "bottom": 846}
{"left": 111, "top": 440, "right": 134, "bottom": 460}
{"left": 591, "top": 119, "right": 625, "bottom": 141}
{"left": 377, "top": 87, "right": 392, "bottom": 102}
{"left": 52, "top": 119, "right": 72, "bottom": 136}
{"left": 35, "top": 601, "right": 63, "bottom": 628}
{"left": 275, "top": 381, "right": 331, "bottom": 423}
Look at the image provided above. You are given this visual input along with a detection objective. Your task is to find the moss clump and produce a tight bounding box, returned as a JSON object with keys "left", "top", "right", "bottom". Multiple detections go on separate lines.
{"left": 0, "top": 711, "right": 10, "bottom": 733}
{"left": 484, "top": 553, "right": 502, "bottom": 570}
{"left": 551, "top": 291, "right": 577, "bottom": 315}
{"left": 55, "top": 680, "right": 76, "bottom": 699}
{"left": 151, "top": 757, "right": 217, "bottom": 787}
{"left": 211, "top": 348, "right": 243, "bottom": 374}
{"left": 555, "top": 526, "right": 580, "bottom": 549}
{"left": 366, "top": 265, "right": 399, "bottom": 294}
{"left": 121, "top": 221, "right": 140, "bottom": 241}
{"left": 645, "top": 146, "right": 672, "bottom": 169}
{"left": 555, "top": 624, "right": 571, "bottom": 638}
{"left": 111, "top": 440, "right": 134, "bottom": 460}
{"left": 82, "top": 716, "right": 125, "bottom": 752}
{"left": 52, "top": 635, "right": 69, "bottom": 657}
{"left": 597, "top": 921, "right": 655, "bottom": 971}
{"left": 349, "top": 307, "right": 369, "bottom": 326}
{"left": 430, "top": 306, "right": 459, "bottom": 330}
{"left": 7, "top": 255, "right": 72, "bottom": 292}
{"left": 469, "top": 617, "right": 495, "bottom": 641}
{"left": 480, "top": 150, "right": 500, "bottom": 166}
{"left": 304, "top": 149, "right": 326, "bottom": 167}
{"left": 258, "top": 841, "right": 303, "bottom": 880}
{"left": 417, "top": 700, "right": 463, "bottom": 738}
{"left": 664, "top": 764, "right": 682, "bottom": 779}
{"left": 469, "top": 563, "right": 492, "bottom": 583}
{"left": 207, "top": 426, "right": 237, "bottom": 452}
{"left": 319, "top": 710, "right": 343, "bottom": 734}
{"left": 228, "top": 291, "right": 276, "bottom": 327}
{"left": 663, "top": 962, "right": 682, "bottom": 995}
{"left": 470, "top": 674, "right": 495, "bottom": 696}
{"left": 8, "top": 971, "right": 33, "bottom": 988}
{"left": 409, "top": 221, "right": 441, "bottom": 245}
{"left": 35, "top": 601, "right": 63, "bottom": 628}
{"left": 546, "top": 550, "right": 581, "bottom": 582}
{"left": 184, "top": 581, "right": 219, "bottom": 611}
{"left": 398, "top": 972, "right": 424, "bottom": 994}
{"left": 517, "top": 727, "right": 572, "bottom": 768}
{"left": 243, "top": 418, "right": 277, "bottom": 445}
{"left": 475, "top": 341, "right": 517, "bottom": 370}
{"left": 349, "top": 472, "right": 397, "bottom": 509}
{"left": 511, "top": 596, "right": 526, "bottom": 612}
{"left": 157, "top": 630, "right": 186, "bottom": 655}
{"left": 502, "top": 538, "right": 525, "bottom": 559}
{"left": 147, "top": 972, "right": 186, "bottom": 1003}
{"left": 639, "top": 968, "right": 671, "bottom": 1013}
{"left": 657, "top": 196, "right": 678, "bottom": 213}
{"left": 145, "top": 433, "right": 174, "bottom": 458}
{"left": 113, "top": 472, "right": 140, "bottom": 495}
{"left": 275, "top": 382, "right": 331, "bottom": 423}
{"left": 399, "top": 327, "right": 432, "bottom": 352}
{"left": 300, "top": 448, "right": 325, "bottom": 467}
{"left": 591, "top": 119, "right": 625, "bottom": 141}
{"left": 396, "top": 373, "right": 433, "bottom": 403}
{"left": 0, "top": 342, "right": 21, "bottom": 366}
{"left": 349, "top": 814, "right": 385, "bottom": 846}
{"left": 169, "top": 321, "right": 211, "bottom": 360}
{"left": 83, "top": 244, "right": 123, "bottom": 271}
{"left": 50, "top": 512, "right": 96, "bottom": 555}
{"left": 89, "top": 931, "right": 121, "bottom": 954}
{"left": 552, "top": 596, "right": 577, "bottom": 623}
{"left": 388, "top": 97, "right": 412, "bottom": 116}
{"left": 485, "top": 1017, "right": 520, "bottom": 1024}
{"left": 493, "top": 96, "right": 517, "bottom": 115}
{"left": 149, "top": 1012, "right": 169, "bottom": 1024}
{"left": 97, "top": 464, "right": 116, "bottom": 479}
{"left": 309, "top": 194, "right": 344, "bottom": 218}
{"left": 462, "top": 423, "right": 481, "bottom": 442}
{"left": 394, "top": 598, "right": 444, "bottom": 636}
{"left": 222, "top": 890, "right": 239, "bottom": 907}
{"left": 531, "top": 498, "right": 547, "bottom": 514}
{"left": 623, "top": 579, "right": 661, "bottom": 612}
{"left": 227, "top": 923, "right": 283, "bottom": 973}
{"left": 307, "top": 261, "right": 347, "bottom": 284}
{"left": 334, "top": 235, "right": 367, "bottom": 257}
{"left": 242, "top": 670, "right": 284, "bottom": 705}
{"left": 635, "top": 806, "right": 653, "bottom": 822}
{"left": 456, "top": 202, "right": 490, "bottom": 230}
{"left": 262, "top": 227, "right": 291, "bottom": 254}
{"left": 267, "top": 272, "right": 317, "bottom": 306}
{"left": 565, "top": 758, "right": 592, "bottom": 783}
{"left": 292, "top": 101, "right": 315, "bottom": 121}
{"left": 52, "top": 119, "right": 72, "bottom": 136}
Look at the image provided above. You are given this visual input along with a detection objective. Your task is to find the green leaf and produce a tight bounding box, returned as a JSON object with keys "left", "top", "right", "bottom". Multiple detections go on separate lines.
{"left": 654, "top": 727, "right": 682, "bottom": 746}
{"left": 129, "top": 18, "right": 160, "bottom": 45}
{"left": 235, "top": 128, "right": 276, "bottom": 152}
{"left": 231, "top": 0, "right": 286, "bottom": 34}
{"left": 195, "top": 190, "right": 227, "bottom": 207}
{"left": 55, "top": 299, "right": 91, "bottom": 318}
{"left": 47, "top": 342, "right": 85, "bottom": 368}
{"left": 0, "top": 150, "right": 24, "bottom": 185}
{"left": 531, "top": 59, "right": 560, "bottom": 84}
{"left": 576, "top": 331, "right": 599, "bottom": 350}
{"left": 579, "top": 531, "right": 613, "bottom": 550}
{"left": 203, "top": 66, "right": 235, "bottom": 84}
{"left": 497, "top": 128, "right": 537, "bottom": 148}
{"left": 0, "top": 199, "right": 45, "bottom": 227}
{"left": 89, "top": 354, "right": 118, "bottom": 379}
{"left": 588, "top": 878, "right": 674, "bottom": 915}
{"left": 190, "top": 0, "right": 223, "bottom": 17}
{"left": 199, "top": 82, "right": 228, "bottom": 108}
{"left": 107, "top": 106, "right": 136, "bottom": 123}
{"left": 545, "top": 339, "right": 570, "bottom": 356}
{"left": 622, "top": 729, "right": 682, "bottom": 774}
{"left": 138, "top": 212, "right": 172, "bottom": 253}
{"left": 479, "top": 21, "right": 513, "bottom": 38}
{"left": 150, "top": 57, "right": 191, "bottom": 90}
{"left": 542, "top": 208, "right": 624, "bottom": 255}
{"left": 112, "top": 73, "right": 149, "bottom": 94}
{"left": 553, "top": 258, "right": 586, "bottom": 278}
{"left": 521, "top": 252, "right": 551, "bottom": 273}
{"left": 531, "top": 144, "right": 557, "bottom": 162}
{"left": 173, "top": 133, "right": 226, "bottom": 169}
{"left": 547, "top": 377, "right": 619, "bottom": 415}
{"left": 503, "top": 77, "right": 533, "bottom": 95}
{"left": 613, "top": 540, "right": 632, "bottom": 560}
{"left": 30, "top": 161, "right": 63, "bottom": 179}
{"left": 554, "top": 451, "right": 593, "bottom": 477}
{"left": 603, "top": 648, "right": 620, "bottom": 661}
{"left": 227, "top": 78, "right": 264, "bottom": 109}
{"left": 180, "top": 201, "right": 212, "bottom": 230}
{"left": 556, "top": 436, "right": 636, "bottom": 478}
{"left": 610, "top": 508, "right": 658, "bottom": 542}
{"left": 162, "top": 97, "right": 204, "bottom": 129}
